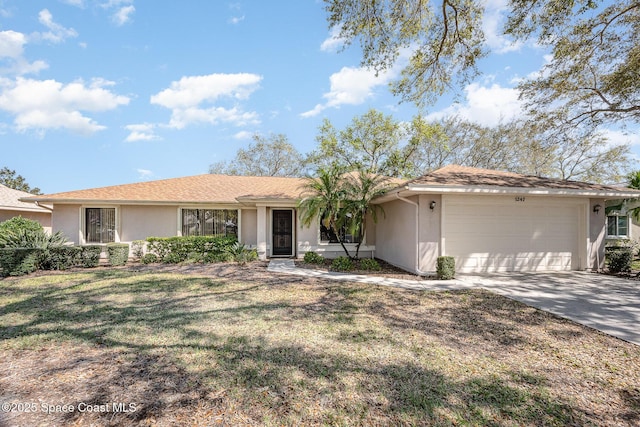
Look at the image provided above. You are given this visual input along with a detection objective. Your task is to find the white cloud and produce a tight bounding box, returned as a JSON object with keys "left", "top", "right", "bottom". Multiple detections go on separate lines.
{"left": 113, "top": 5, "right": 135, "bottom": 26}
{"left": 151, "top": 73, "right": 262, "bottom": 129}
{"left": 0, "top": 77, "right": 130, "bottom": 135}
{"left": 301, "top": 66, "right": 394, "bottom": 118}
{"left": 33, "top": 9, "right": 78, "bottom": 44}
{"left": 320, "top": 26, "right": 346, "bottom": 52}
{"left": 0, "top": 30, "right": 49, "bottom": 76}
{"left": 125, "top": 123, "right": 160, "bottom": 142}
{"left": 229, "top": 15, "right": 245, "bottom": 24}
{"left": 168, "top": 106, "right": 259, "bottom": 129}
{"left": 136, "top": 168, "right": 156, "bottom": 180}
{"left": 233, "top": 130, "right": 253, "bottom": 140}
{"left": 60, "top": 0, "right": 85, "bottom": 7}
{"left": 601, "top": 128, "right": 640, "bottom": 148}
{"left": 426, "top": 82, "right": 523, "bottom": 126}
{"left": 0, "top": 30, "right": 26, "bottom": 59}
{"left": 482, "top": 0, "right": 522, "bottom": 54}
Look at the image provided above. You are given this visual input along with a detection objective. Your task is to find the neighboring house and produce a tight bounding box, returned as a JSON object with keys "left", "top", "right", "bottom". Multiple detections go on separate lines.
{"left": 21, "top": 165, "right": 640, "bottom": 273}
{"left": 604, "top": 200, "right": 640, "bottom": 244}
{"left": 0, "top": 184, "right": 51, "bottom": 232}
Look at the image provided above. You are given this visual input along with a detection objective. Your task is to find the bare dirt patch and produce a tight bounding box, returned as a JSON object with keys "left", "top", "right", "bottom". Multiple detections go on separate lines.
{"left": 1, "top": 262, "right": 639, "bottom": 426}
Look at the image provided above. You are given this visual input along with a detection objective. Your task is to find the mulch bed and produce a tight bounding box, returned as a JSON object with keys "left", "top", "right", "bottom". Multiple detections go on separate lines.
{"left": 295, "top": 258, "right": 433, "bottom": 281}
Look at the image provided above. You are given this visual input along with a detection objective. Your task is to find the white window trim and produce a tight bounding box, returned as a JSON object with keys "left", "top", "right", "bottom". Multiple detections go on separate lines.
{"left": 176, "top": 206, "right": 241, "bottom": 239}
{"left": 79, "top": 205, "right": 120, "bottom": 245}
{"left": 317, "top": 215, "right": 366, "bottom": 246}
{"left": 606, "top": 214, "right": 630, "bottom": 239}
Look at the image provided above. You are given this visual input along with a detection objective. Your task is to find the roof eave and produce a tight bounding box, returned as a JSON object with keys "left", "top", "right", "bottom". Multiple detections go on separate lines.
{"left": 373, "top": 185, "right": 640, "bottom": 203}
{"left": 20, "top": 198, "right": 242, "bottom": 206}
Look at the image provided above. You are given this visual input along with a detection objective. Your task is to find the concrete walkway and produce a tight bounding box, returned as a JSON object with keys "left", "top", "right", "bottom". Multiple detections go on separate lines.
{"left": 267, "top": 260, "right": 640, "bottom": 346}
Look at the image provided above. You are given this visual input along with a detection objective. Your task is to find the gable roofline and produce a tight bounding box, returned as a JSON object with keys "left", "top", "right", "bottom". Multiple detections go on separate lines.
{"left": 0, "top": 184, "right": 50, "bottom": 212}
{"left": 373, "top": 165, "right": 640, "bottom": 203}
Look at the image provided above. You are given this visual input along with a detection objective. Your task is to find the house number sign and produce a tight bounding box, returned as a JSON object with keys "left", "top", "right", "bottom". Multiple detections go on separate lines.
{"left": 515, "top": 196, "right": 525, "bottom": 202}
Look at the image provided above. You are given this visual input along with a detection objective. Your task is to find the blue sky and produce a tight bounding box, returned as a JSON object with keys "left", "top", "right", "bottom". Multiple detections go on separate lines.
{"left": 1, "top": 0, "right": 638, "bottom": 194}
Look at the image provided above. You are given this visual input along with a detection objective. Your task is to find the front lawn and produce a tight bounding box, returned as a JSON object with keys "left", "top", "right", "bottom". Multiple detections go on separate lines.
{"left": 0, "top": 264, "right": 638, "bottom": 426}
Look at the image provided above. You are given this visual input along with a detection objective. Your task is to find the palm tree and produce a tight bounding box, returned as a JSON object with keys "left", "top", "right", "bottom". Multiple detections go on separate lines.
{"left": 298, "top": 166, "right": 352, "bottom": 257}
{"left": 298, "top": 167, "right": 393, "bottom": 259}
{"left": 341, "top": 170, "right": 391, "bottom": 259}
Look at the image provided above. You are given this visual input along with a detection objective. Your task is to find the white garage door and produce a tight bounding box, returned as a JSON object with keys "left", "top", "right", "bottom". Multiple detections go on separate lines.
{"left": 444, "top": 196, "right": 583, "bottom": 272}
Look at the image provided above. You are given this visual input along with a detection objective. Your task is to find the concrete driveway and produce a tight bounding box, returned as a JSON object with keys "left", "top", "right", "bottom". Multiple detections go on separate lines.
{"left": 460, "top": 272, "right": 640, "bottom": 346}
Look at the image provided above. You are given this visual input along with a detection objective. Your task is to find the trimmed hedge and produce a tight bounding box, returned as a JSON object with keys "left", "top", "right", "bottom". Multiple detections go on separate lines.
{"left": 146, "top": 236, "right": 238, "bottom": 263}
{"left": 607, "top": 248, "right": 633, "bottom": 274}
{"left": 436, "top": 256, "right": 455, "bottom": 280}
{"left": 41, "top": 246, "right": 82, "bottom": 270}
{"left": 0, "top": 248, "right": 43, "bottom": 276}
{"left": 107, "top": 243, "right": 129, "bottom": 266}
{"left": 80, "top": 245, "right": 102, "bottom": 268}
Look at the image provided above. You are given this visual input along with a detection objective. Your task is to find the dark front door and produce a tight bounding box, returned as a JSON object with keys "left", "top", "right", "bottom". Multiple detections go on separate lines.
{"left": 272, "top": 210, "right": 293, "bottom": 256}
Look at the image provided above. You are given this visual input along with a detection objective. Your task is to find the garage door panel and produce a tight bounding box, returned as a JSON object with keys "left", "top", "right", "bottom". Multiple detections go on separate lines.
{"left": 444, "top": 197, "right": 582, "bottom": 272}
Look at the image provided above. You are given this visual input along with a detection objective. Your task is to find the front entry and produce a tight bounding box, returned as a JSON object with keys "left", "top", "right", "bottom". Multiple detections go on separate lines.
{"left": 272, "top": 210, "right": 294, "bottom": 256}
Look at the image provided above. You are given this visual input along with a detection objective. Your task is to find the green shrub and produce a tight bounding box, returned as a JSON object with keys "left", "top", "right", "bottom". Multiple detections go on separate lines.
{"left": 141, "top": 253, "right": 159, "bottom": 264}
{"left": 331, "top": 256, "right": 354, "bottom": 272}
{"left": 359, "top": 258, "right": 381, "bottom": 271}
{"left": 607, "top": 248, "right": 633, "bottom": 274}
{"left": 107, "top": 243, "right": 129, "bottom": 266}
{"left": 131, "top": 240, "right": 145, "bottom": 259}
{"left": 41, "top": 246, "right": 81, "bottom": 270}
{"left": 0, "top": 217, "right": 43, "bottom": 246}
{"left": 0, "top": 248, "right": 43, "bottom": 276}
{"left": 80, "top": 245, "right": 102, "bottom": 268}
{"left": 303, "top": 251, "right": 324, "bottom": 264}
{"left": 436, "top": 256, "right": 455, "bottom": 280}
{"left": 146, "top": 235, "right": 238, "bottom": 261}
{"left": 235, "top": 248, "right": 258, "bottom": 265}
{"left": 162, "top": 252, "right": 184, "bottom": 264}
{"left": 203, "top": 252, "right": 233, "bottom": 263}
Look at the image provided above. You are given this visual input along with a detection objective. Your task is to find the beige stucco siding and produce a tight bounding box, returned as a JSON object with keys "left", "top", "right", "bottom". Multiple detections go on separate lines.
{"left": 120, "top": 205, "right": 178, "bottom": 241}
{"left": 375, "top": 197, "right": 418, "bottom": 272}
{"left": 241, "top": 209, "right": 258, "bottom": 246}
{"left": 588, "top": 198, "right": 606, "bottom": 270}
{"left": 0, "top": 210, "right": 51, "bottom": 233}
{"left": 52, "top": 204, "right": 81, "bottom": 244}
{"left": 417, "top": 194, "right": 441, "bottom": 272}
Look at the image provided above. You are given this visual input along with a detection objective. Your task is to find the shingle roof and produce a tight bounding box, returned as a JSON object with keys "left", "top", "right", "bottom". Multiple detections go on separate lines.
{"left": 0, "top": 184, "right": 50, "bottom": 212}
{"left": 402, "top": 165, "right": 634, "bottom": 192}
{"left": 23, "top": 174, "right": 308, "bottom": 204}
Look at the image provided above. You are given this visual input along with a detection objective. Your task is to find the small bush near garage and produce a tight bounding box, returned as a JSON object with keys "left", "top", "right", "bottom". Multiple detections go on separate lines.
{"left": 437, "top": 256, "right": 456, "bottom": 280}
{"left": 331, "top": 256, "right": 354, "bottom": 272}
{"left": 607, "top": 248, "right": 633, "bottom": 274}
{"left": 358, "top": 258, "right": 381, "bottom": 271}
{"left": 80, "top": 245, "right": 102, "bottom": 268}
{"left": 107, "top": 243, "right": 129, "bottom": 266}
{"left": 0, "top": 248, "right": 43, "bottom": 276}
{"left": 303, "top": 251, "right": 324, "bottom": 264}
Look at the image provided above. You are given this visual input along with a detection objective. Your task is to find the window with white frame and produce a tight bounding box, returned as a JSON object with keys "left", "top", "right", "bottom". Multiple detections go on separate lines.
{"left": 319, "top": 213, "right": 361, "bottom": 244}
{"left": 85, "top": 208, "right": 116, "bottom": 243}
{"left": 607, "top": 215, "right": 629, "bottom": 238}
{"left": 181, "top": 209, "right": 238, "bottom": 237}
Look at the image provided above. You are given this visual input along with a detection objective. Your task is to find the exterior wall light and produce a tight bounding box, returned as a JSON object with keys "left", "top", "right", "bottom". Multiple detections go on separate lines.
{"left": 593, "top": 204, "right": 601, "bottom": 214}
{"left": 430, "top": 200, "right": 436, "bottom": 210}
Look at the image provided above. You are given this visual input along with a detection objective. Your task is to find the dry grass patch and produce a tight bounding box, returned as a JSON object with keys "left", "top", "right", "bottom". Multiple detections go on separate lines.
{"left": 0, "top": 263, "right": 638, "bottom": 426}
